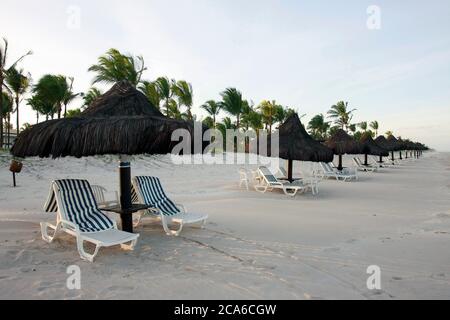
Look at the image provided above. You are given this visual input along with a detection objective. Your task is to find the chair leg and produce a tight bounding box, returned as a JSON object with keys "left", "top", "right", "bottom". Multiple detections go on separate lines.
{"left": 161, "top": 216, "right": 184, "bottom": 236}
{"left": 76, "top": 237, "right": 100, "bottom": 263}
{"left": 121, "top": 238, "right": 138, "bottom": 251}
{"left": 41, "top": 222, "right": 61, "bottom": 243}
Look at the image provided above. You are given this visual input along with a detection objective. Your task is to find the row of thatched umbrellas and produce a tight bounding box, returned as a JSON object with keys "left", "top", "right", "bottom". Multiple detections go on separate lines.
{"left": 10, "top": 81, "right": 428, "bottom": 231}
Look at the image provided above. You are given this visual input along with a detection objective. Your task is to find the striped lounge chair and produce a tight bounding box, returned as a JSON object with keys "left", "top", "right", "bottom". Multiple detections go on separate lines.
{"left": 42, "top": 179, "right": 139, "bottom": 262}
{"left": 131, "top": 176, "right": 208, "bottom": 236}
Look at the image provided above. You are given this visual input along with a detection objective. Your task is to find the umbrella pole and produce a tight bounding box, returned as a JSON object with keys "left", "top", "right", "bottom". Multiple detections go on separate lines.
{"left": 391, "top": 151, "right": 395, "bottom": 162}
{"left": 399, "top": 151, "right": 403, "bottom": 160}
{"left": 119, "top": 161, "right": 133, "bottom": 232}
{"left": 288, "top": 159, "right": 293, "bottom": 183}
{"left": 338, "top": 154, "right": 343, "bottom": 171}
{"left": 12, "top": 172, "right": 16, "bottom": 187}
{"left": 364, "top": 154, "right": 369, "bottom": 166}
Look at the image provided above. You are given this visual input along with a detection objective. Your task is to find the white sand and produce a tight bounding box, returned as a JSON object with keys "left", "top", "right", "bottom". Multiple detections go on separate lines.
{"left": 0, "top": 152, "right": 449, "bottom": 300}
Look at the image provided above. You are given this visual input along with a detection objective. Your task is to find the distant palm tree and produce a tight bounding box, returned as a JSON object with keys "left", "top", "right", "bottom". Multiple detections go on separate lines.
{"left": 200, "top": 100, "right": 221, "bottom": 128}
{"left": 63, "top": 77, "right": 80, "bottom": 118}
{"left": 173, "top": 80, "right": 194, "bottom": 120}
{"left": 307, "top": 114, "right": 330, "bottom": 140}
{"left": 27, "top": 94, "right": 54, "bottom": 122}
{"left": 359, "top": 121, "right": 368, "bottom": 132}
{"left": 258, "top": 100, "right": 281, "bottom": 132}
{"left": 33, "top": 74, "right": 68, "bottom": 119}
{"left": 385, "top": 130, "right": 393, "bottom": 137}
{"left": 5, "top": 66, "right": 30, "bottom": 135}
{"left": 220, "top": 88, "right": 244, "bottom": 129}
{"left": 370, "top": 121, "right": 379, "bottom": 136}
{"left": 154, "top": 77, "right": 176, "bottom": 117}
{"left": 81, "top": 87, "right": 103, "bottom": 109}
{"left": 66, "top": 108, "right": 82, "bottom": 118}
{"left": 327, "top": 101, "right": 356, "bottom": 131}
{"left": 275, "top": 106, "right": 297, "bottom": 126}
{"left": 0, "top": 38, "right": 32, "bottom": 148}
{"left": 138, "top": 81, "right": 160, "bottom": 110}
{"left": 88, "top": 48, "right": 146, "bottom": 87}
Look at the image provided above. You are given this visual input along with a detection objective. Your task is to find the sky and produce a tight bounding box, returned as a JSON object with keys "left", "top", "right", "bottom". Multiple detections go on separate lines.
{"left": 2, "top": 0, "right": 450, "bottom": 150}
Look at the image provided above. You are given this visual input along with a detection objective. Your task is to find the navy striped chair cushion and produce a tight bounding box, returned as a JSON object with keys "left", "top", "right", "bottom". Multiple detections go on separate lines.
{"left": 133, "top": 176, "right": 181, "bottom": 216}
{"left": 46, "top": 180, "right": 114, "bottom": 233}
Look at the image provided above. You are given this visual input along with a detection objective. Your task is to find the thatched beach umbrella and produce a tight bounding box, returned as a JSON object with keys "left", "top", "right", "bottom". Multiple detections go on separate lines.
{"left": 375, "top": 135, "right": 395, "bottom": 162}
{"left": 268, "top": 114, "right": 333, "bottom": 182}
{"left": 387, "top": 135, "right": 403, "bottom": 161}
{"left": 324, "top": 129, "right": 362, "bottom": 171}
{"left": 11, "top": 81, "right": 207, "bottom": 232}
{"left": 360, "top": 132, "right": 389, "bottom": 165}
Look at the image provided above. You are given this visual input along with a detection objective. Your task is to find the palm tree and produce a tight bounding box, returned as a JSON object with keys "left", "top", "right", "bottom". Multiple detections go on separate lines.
{"left": 220, "top": 88, "right": 244, "bottom": 129}
{"left": 138, "top": 81, "right": 160, "bottom": 110}
{"left": 66, "top": 108, "right": 82, "bottom": 118}
{"left": 200, "top": 100, "right": 221, "bottom": 128}
{"left": 385, "top": 130, "right": 393, "bottom": 137}
{"left": 81, "top": 87, "right": 102, "bottom": 109}
{"left": 166, "top": 98, "right": 181, "bottom": 119}
{"left": 5, "top": 67, "right": 30, "bottom": 135}
{"left": 154, "top": 77, "right": 175, "bottom": 117}
{"left": 258, "top": 100, "right": 280, "bottom": 132}
{"left": 33, "top": 75, "right": 68, "bottom": 119}
{"left": 327, "top": 101, "right": 356, "bottom": 131}
{"left": 0, "top": 38, "right": 32, "bottom": 148}
{"left": 307, "top": 114, "right": 330, "bottom": 140}
{"left": 1, "top": 91, "right": 13, "bottom": 146}
{"left": 173, "top": 80, "right": 194, "bottom": 120}
{"left": 359, "top": 121, "right": 368, "bottom": 132}
{"left": 27, "top": 94, "right": 54, "bottom": 122}
{"left": 63, "top": 77, "right": 80, "bottom": 117}
{"left": 275, "top": 106, "right": 297, "bottom": 126}
{"left": 88, "top": 48, "right": 146, "bottom": 87}
{"left": 370, "top": 121, "right": 379, "bottom": 136}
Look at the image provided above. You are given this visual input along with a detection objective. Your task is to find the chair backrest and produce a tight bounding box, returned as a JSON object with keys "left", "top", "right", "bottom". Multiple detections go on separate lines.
{"left": 278, "top": 167, "right": 288, "bottom": 178}
{"left": 353, "top": 157, "right": 362, "bottom": 166}
{"left": 49, "top": 180, "right": 114, "bottom": 233}
{"left": 320, "top": 162, "right": 333, "bottom": 173}
{"left": 91, "top": 185, "right": 107, "bottom": 206}
{"left": 258, "top": 166, "right": 279, "bottom": 185}
{"left": 132, "top": 176, "right": 181, "bottom": 216}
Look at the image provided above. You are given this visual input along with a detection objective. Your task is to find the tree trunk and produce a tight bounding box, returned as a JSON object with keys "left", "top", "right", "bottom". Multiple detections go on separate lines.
{"left": 338, "top": 154, "right": 343, "bottom": 171}
{"left": 15, "top": 95, "right": 20, "bottom": 135}
{"left": 36, "top": 112, "right": 39, "bottom": 124}
{"left": 7, "top": 113, "right": 11, "bottom": 148}
{"left": 64, "top": 103, "right": 67, "bottom": 118}
{"left": 236, "top": 114, "right": 240, "bottom": 129}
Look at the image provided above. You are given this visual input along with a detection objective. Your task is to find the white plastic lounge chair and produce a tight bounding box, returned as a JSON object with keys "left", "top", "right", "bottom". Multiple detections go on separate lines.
{"left": 41, "top": 179, "right": 139, "bottom": 262}
{"left": 91, "top": 185, "right": 119, "bottom": 208}
{"left": 132, "top": 176, "right": 208, "bottom": 236}
{"left": 370, "top": 156, "right": 393, "bottom": 168}
{"left": 318, "top": 162, "right": 358, "bottom": 182}
{"left": 255, "top": 167, "right": 308, "bottom": 196}
{"left": 277, "top": 167, "right": 320, "bottom": 195}
{"left": 353, "top": 157, "right": 377, "bottom": 172}
{"left": 239, "top": 168, "right": 250, "bottom": 191}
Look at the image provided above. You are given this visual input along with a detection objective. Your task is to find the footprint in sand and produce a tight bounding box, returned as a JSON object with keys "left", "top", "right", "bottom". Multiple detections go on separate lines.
{"left": 392, "top": 276, "right": 403, "bottom": 281}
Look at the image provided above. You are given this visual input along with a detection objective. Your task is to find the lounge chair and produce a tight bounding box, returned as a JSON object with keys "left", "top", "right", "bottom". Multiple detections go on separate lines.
{"left": 239, "top": 168, "right": 250, "bottom": 191}
{"left": 318, "top": 162, "right": 358, "bottom": 182}
{"left": 254, "top": 167, "right": 309, "bottom": 196}
{"left": 353, "top": 157, "right": 378, "bottom": 172}
{"left": 370, "top": 156, "right": 393, "bottom": 168}
{"left": 41, "top": 179, "right": 139, "bottom": 262}
{"left": 132, "top": 176, "right": 208, "bottom": 236}
{"left": 277, "top": 166, "right": 320, "bottom": 195}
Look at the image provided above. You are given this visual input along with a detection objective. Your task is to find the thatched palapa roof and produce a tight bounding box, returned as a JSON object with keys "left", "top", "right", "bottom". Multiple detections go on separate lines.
{"left": 386, "top": 135, "right": 404, "bottom": 151}
{"left": 360, "top": 133, "right": 389, "bottom": 156}
{"left": 374, "top": 135, "right": 394, "bottom": 151}
{"left": 324, "top": 129, "right": 362, "bottom": 155}
{"left": 270, "top": 114, "right": 333, "bottom": 162}
{"left": 11, "top": 81, "right": 206, "bottom": 158}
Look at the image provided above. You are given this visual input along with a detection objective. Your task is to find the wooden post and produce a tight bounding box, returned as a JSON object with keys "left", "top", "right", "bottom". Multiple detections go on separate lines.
{"left": 288, "top": 159, "right": 293, "bottom": 183}
{"left": 337, "top": 154, "right": 343, "bottom": 171}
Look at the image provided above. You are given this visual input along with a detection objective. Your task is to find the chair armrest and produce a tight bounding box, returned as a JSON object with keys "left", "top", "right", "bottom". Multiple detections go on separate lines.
{"left": 175, "top": 203, "right": 187, "bottom": 214}
{"left": 59, "top": 219, "right": 80, "bottom": 232}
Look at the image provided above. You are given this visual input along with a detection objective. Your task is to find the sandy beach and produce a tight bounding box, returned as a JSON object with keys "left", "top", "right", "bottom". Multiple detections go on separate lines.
{"left": 0, "top": 152, "right": 449, "bottom": 300}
